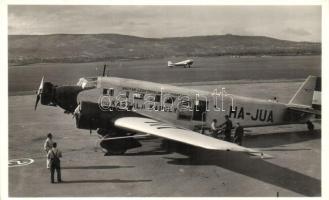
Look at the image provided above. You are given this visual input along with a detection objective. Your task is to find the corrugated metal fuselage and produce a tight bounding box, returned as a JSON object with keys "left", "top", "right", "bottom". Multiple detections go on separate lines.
{"left": 77, "top": 77, "right": 309, "bottom": 131}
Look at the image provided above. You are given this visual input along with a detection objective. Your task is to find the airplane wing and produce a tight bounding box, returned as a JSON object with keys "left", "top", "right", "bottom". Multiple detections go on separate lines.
{"left": 175, "top": 61, "right": 187, "bottom": 65}
{"left": 114, "top": 117, "right": 268, "bottom": 157}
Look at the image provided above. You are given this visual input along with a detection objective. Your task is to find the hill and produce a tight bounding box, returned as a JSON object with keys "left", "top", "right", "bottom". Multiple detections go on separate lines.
{"left": 8, "top": 34, "right": 321, "bottom": 65}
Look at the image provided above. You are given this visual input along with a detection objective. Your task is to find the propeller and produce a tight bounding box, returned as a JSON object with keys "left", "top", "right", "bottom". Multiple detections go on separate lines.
{"left": 34, "top": 76, "right": 44, "bottom": 110}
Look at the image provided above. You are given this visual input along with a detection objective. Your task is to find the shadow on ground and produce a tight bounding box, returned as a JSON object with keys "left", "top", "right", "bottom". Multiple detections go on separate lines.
{"left": 244, "top": 129, "right": 321, "bottom": 148}
{"left": 94, "top": 129, "right": 321, "bottom": 196}
{"left": 62, "top": 165, "right": 135, "bottom": 170}
{"left": 60, "top": 179, "right": 152, "bottom": 184}
{"left": 159, "top": 129, "right": 321, "bottom": 197}
{"left": 164, "top": 150, "right": 320, "bottom": 196}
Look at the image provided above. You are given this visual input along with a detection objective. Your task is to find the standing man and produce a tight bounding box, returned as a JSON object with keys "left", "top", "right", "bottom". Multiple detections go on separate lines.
{"left": 234, "top": 122, "right": 244, "bottom": 145}
{"left": 47, "top": 142, "right": 62, "bottom": 183}
{"left": 43, "top": 133, "right": 53, "bottom": 169}
{"left": 210, "top": 119, "right": 219, "bottom": 138}
{"left": 220, "top": 115, "right": 233, "bottom": 142}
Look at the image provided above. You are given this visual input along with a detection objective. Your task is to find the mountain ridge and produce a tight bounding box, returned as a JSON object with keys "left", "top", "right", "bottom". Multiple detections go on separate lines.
{"left": 9, "top": 34, "right": 321, "bottom": 65}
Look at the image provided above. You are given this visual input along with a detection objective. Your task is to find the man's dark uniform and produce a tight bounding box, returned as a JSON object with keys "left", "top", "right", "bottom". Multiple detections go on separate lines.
{"left": 234, "top": 125, "right": 244, "bottom": 145}
{"left": 223, "top": 119, "right": 233, "bottom": 142}
{"left": 47, "top": 143, "right": 62, "bottom": 183}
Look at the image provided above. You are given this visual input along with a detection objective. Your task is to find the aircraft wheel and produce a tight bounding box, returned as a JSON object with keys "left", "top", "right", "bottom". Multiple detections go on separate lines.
{"left": 101, "top": 145, "right": 127, "bottom": 155}
{"left": 100, "top": 140, "right": 127, "bottom": 155}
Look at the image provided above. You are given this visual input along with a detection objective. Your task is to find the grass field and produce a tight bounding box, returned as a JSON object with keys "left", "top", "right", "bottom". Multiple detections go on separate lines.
{"left": 9, "top": 55, "right": 320, "bottom": 94}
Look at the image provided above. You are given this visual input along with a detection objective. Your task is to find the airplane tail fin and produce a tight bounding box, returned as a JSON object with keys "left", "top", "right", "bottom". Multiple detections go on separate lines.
{"left": 288, "top": 75, "right": 320, "bottom": 107}
{"left": 168, "top": 61, "right": 173, "bottom": 67}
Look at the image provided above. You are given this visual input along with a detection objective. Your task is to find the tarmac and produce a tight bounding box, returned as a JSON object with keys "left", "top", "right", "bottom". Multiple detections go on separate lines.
{"left": 8, "top": 81, "right": 321, "bottom": 197}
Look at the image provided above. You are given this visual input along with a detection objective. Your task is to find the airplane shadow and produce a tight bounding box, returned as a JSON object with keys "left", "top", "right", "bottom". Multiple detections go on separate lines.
{"left": 262, "top": 148, "right": 312, "bottom": 152}
{"left": 123, "top": 151, "right": 170, "bottom": 156}
{"left": 163, "top": 148, "right": 321, "bottom": 196}
{"left": 243, "top": 130, "right": 321, "bottom": 148}
{"left": 62, "top": 165, "right": 135, "bottom": 170}
{"left": 60, "top": 179, "right": 152, "bottom": 184}
{"left": 88, "top": 130, "right": 320, "bottom": 195}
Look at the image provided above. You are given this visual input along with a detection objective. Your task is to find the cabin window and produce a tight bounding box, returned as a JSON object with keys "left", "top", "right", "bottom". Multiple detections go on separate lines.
{"left": 103, "top": 89, "right": 108, "bottom": 95}
{"left": 103, "top": 88, "right": 114, "bottom": 96}
{"left": 155, "top": 95, "right": 161, "bottom": 102}
{"left": 192, "top": 100, "right": 208, "bottom": 121}
{"left": 134, "top": 93, "right": 144, "bottom": 100}
{"left": 181, "top": 100, "right": 191, "bottom": 107}
{"left": 109, "top": 88, "right": 114, "bottom": 96}
{"left": 164, "top": 96, "right": 176, "bottom": 104}
{"left": 143, "top": 94, "right": 155, "bottom": 102}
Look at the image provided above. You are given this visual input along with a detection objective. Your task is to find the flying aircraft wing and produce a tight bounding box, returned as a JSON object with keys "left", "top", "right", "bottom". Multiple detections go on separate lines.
{"left": 114, "top": 116, "right": 269, "bottom": 158}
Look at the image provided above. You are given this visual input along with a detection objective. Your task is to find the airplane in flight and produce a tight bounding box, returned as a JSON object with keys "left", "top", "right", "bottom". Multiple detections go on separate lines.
{"left": 168, "top": 59, "right": 194, "bottom": 68}
{"left": 34, "top": 71, "right": 320, "bottom": 157}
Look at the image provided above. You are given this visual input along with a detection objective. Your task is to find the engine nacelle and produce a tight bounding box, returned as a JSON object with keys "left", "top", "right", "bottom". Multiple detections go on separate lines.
{"left": 40, "top": 82, "right": 56, "bottom": 106}
{"left": 75, "top": 101, "right": 142, "bottom": 130}
{"left": 75, "top": 101, "right": 144, "bottom": 155}
{"left": 39, "top": 82, "right": 84, "bottom": 113}
{"left": 75, "top": 101, "right": 114, "bottom": 130}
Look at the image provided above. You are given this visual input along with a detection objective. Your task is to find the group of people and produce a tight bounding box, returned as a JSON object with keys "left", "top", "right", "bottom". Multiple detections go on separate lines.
{"left": 210, "top": 115, "right": 244, "bottom": 145}
{"left": 44, "top": 133, "right": 63, "bottom": 183}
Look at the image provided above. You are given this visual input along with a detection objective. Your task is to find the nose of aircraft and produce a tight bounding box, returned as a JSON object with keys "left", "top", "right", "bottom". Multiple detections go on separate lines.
{"left": 54, "top": 85, "right": 83, "bottom": 113}
{"left": 34, "top": 77, "right": 58, "bottom": 110}
{"left": 34, "top": 77, "right": 83, "bottom": 113}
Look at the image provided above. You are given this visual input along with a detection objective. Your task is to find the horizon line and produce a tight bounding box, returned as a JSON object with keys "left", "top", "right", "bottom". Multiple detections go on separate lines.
{"left": 7, "top": 33, "right": 321, "bottom": 43}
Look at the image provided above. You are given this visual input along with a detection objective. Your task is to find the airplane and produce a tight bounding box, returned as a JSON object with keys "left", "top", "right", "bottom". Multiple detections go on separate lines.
{"left": 34, "top": 70, "right": 320, "bottom": 157}
{"left": 168, "top": 59, "right": 193, "bottom": 68}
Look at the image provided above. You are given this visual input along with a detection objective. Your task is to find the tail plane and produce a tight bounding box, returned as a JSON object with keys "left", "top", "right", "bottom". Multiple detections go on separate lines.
{"left": 168, "top": 61, "right": 174, "bottom": 67}
{"left": 289, "top": 75, "right": 321, "bottom": 108}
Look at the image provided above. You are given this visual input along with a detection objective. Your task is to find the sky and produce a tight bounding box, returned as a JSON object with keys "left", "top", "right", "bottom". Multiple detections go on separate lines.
{"left": 8, "top": 5, "right": 321, "bottom": 42}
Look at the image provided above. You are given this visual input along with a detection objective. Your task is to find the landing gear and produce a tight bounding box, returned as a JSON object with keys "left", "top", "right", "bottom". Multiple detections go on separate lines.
{"left": 100, "top": 140, "right": 127, "bottom": 155}
{"left": 97, "top": 129, "right": 142, "bottom": 155}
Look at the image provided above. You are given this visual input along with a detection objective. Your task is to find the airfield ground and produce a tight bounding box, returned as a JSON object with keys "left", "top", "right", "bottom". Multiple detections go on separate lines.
{"left": 8, "top": 55, "right": 321, "bottom": 196}
{"left": 9, "top": 80, "right": 321, "bottom": 197}
{"left": 9, "top": 55, "right": 320, "bottom": 94}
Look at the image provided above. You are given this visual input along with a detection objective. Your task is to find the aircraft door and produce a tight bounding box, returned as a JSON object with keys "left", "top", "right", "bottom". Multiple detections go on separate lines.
{"left": 192, "top": 100, "right": 208, "bottom": 121}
